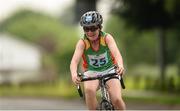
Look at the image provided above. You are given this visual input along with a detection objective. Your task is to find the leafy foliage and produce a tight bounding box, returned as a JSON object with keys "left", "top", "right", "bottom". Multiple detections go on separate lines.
{"left": 110, "top": 0, "right": 180, "bottom": 67}
{"left": 0, "top": 9, "right": 79, "bottom": 77}
{"left": 0, "top": 9, "right": 78, "bottom": 51}
{"left": 112, "top": 0, "right": 180, "bottom": 29}
{"left": 105, "top": 15, "right": 157, "bottom": 66}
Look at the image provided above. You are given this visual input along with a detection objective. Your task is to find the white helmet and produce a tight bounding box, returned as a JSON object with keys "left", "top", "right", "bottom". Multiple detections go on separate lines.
{"left": 80, "top": 11, "right": 103, "bottom": 27}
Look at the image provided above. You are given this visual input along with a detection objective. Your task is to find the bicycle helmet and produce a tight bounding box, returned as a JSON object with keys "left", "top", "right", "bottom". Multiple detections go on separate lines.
{"left": 80, "top": 11, "right": 103, "bottom": 27}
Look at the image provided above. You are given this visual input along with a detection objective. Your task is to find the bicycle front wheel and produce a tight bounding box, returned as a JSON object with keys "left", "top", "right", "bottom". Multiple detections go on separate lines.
{"left": 100, "top": 99, "right": 114, "bottom": 110}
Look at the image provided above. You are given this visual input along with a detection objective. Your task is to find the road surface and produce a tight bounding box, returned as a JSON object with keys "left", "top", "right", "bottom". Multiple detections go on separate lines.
{"left": 0, "top": 97, "right": 180, "bottom": 110}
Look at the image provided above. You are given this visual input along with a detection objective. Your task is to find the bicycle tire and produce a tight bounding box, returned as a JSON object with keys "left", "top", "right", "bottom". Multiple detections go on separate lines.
{"left": 100, "top": 99, "right": 114, "bottom": 110}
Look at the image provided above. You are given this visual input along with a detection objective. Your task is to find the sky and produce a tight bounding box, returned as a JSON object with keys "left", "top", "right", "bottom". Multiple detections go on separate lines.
{"left": 0, "top": 0, "right": 115, "bottom": 23}
{"left": 0, "top": 0, "right": 74, "bottom": 22}
{"left": 0, "top": 0, "right": 117, "bottom": 31}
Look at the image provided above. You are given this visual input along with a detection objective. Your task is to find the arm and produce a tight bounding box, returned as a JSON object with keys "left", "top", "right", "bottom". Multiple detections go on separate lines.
{"left": 70, "top": 39, "right": 85, "bottom": 85}
{"left": 105, "top": 34, "right": 125, "bottom": 75}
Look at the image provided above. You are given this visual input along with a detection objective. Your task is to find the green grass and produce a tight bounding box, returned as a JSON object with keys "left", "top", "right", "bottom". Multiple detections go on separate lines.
{"left": 0, "top": 65, "right": 179, "bottom": 105}
{"left": 125, "top": 64, "right": 180, "bottom": 91}
{"left": 124, "top": 94, "right": 180, "bottom": 105}
{"left": 0, "top": 80, "right": 78, "bottom": 99}
{"left": 1, "top": 80, "right": 180, "bottom": 105}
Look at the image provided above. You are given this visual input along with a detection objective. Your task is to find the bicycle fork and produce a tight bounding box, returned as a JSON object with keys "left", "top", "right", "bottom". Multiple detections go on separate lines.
{"left": 100, "top": 80, "right": 110, "bottom": 101}
{"left": 99, "top": 79, "right": 114, "bottom": 110}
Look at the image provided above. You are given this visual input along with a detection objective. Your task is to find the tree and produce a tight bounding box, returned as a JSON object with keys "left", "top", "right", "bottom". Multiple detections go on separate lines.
{"left": 0, "top": 9, "right": 79, "bottom": 79}
{"left": 112, "top": 0, "right": 180, "bottom": 87}
{"left": 74, "top": 0, "right": 97, "bottom": 23}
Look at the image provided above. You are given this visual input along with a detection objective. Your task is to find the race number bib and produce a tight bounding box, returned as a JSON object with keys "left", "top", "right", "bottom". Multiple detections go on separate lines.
{"left": 88, "top": 52, "right": 108, "bottom": 68}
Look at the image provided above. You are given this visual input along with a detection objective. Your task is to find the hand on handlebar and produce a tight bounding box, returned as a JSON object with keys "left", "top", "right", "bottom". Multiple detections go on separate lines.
{"left": 116, "top": 65, "right": 125, "bottom": 76}
{"left": 72, "top": 74, "right": 81, "bottom": 85}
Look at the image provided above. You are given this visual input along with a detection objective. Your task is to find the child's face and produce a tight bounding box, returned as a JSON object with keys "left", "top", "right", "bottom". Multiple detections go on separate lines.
{"left": 83, "top": 26, "right": 100, "bottom": 41}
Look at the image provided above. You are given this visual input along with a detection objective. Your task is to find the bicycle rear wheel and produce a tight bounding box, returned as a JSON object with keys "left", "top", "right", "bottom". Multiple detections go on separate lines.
{"left": 100, "top": 99, "right": 114, "bottom": 110}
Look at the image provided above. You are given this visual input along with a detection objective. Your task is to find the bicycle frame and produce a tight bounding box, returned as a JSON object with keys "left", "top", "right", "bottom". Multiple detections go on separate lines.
{"left": 98, "top": 75, "right": 114, "bottom": 110}
{"left": 100, "top": 78, "right": 109, "bottom": 101}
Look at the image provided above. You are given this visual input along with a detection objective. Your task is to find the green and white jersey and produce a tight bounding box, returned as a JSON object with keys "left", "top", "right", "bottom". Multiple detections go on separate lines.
{"left": 82, "top": 31, "right": 116, "bottom": 71}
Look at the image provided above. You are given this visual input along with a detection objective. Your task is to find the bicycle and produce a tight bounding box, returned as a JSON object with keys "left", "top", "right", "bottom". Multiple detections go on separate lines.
{"left": 77, "top": 66, "right": 125, "bottom": 110}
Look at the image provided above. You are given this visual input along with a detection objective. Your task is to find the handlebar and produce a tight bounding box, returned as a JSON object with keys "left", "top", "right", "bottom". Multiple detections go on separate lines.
{"left": 77, "top": 65, "right": 125, "bottom": 97}
{"left": 77, "top": 85, "right": 83, "bottom": 97}
{"left": 80, "top": 72, "right": 117, "bottom": 82}
{"left": 120, "top": 76, "right": 125, "bottom": 89}
{"left": 78, "top": 71, "right": 125, "bottom": 89}
{"left": 82, "top": 72, "right": 125, "bottom": 89}
{"left": 77, "top": 75, "right": 125, "bottom": 98}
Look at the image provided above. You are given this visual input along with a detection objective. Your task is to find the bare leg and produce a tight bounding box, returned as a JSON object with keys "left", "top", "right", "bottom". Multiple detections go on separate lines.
{"left": 83, "top": 80, "right": 99, "bottom": 110}
{"left": 107, "top": 78, "right": 126, "bottom": 110}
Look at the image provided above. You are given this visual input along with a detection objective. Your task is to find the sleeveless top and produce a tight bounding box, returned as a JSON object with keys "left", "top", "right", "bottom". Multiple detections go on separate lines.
{"left": 82, "top": 31, "right": 116, "bottom": 71}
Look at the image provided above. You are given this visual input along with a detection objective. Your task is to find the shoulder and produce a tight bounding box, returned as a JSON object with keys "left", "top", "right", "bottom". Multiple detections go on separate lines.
{"left": 80, "top": 37, "right": 91, "bottom": 50}
{"left": 100, "top": 31, "right": 114, "bottom": 41}
{"left": 99, "top": 31, "right": 111, "bottom": 45}
{"left": 76, "top": 39, "right": 85, "bottom": 50}
{"left": 104, "top": 33, "right": 115, "bottom": 45}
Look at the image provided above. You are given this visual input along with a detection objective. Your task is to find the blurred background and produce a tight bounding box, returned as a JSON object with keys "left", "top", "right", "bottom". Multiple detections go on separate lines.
{"left": 0, "top": 0, "right": 180, "bottom": 110}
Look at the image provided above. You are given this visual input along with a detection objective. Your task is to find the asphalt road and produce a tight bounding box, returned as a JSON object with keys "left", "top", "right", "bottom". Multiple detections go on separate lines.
{"left": 0, "top": 97, "right": 180, "bottom": 110}
{"left": 0, "top": 97, "right": 87, "bottom": 110}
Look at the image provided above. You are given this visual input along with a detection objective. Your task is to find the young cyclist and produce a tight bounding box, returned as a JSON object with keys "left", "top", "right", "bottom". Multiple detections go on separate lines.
{"left": 70, "top": 11, "right": 126, "bottom": 110}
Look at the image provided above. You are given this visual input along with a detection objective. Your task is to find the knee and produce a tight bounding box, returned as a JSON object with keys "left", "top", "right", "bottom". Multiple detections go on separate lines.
{"left": 113, "top": 97, "right": 121, "bottom": 104}
{"left": 84, "top": 87, "right": 96, "bottom": 96}
{"left": 112, "top": 98, "right": 126, "bottom": 110}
